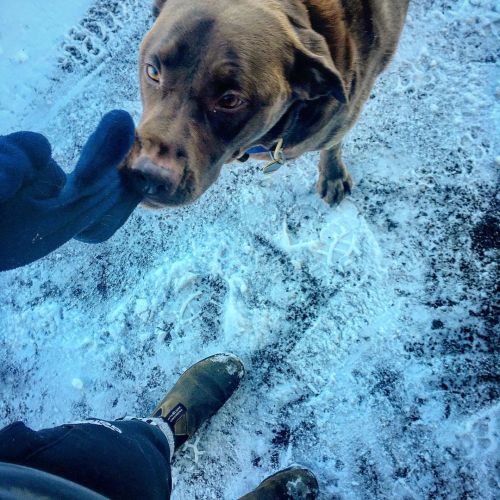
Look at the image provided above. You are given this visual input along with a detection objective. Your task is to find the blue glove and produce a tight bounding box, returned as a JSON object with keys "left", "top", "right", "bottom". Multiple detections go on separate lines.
{"left": 0, "top": 110, "right": 142, "bottom": 272}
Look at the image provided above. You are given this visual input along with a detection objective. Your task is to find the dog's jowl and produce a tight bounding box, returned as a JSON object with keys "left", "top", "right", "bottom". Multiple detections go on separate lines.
{"left": 123, "top": 0, "right": 409, "bottom": 208}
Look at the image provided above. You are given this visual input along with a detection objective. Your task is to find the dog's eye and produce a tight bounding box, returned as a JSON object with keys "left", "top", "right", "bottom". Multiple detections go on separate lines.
{"left": 216, "top": 92, "right": 246, "bottom": 110}
{"left": 146, "top": 64, "right": 160, "bottom": 82}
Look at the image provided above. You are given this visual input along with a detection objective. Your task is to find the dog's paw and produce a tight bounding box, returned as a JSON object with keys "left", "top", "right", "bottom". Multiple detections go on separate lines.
{"left": 316, "top": 173, "right": 353, "bottom": 206}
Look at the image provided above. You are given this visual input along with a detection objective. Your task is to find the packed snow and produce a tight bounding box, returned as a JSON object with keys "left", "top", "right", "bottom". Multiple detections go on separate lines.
{"left": 0, "top": 1, "right": 498, "bottom": 499}
{"left": 0, "top": 0, "right": 93, "bottom": 126}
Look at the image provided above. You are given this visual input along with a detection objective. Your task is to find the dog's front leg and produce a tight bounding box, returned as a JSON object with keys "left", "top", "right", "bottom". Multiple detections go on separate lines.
{"left": 316, "top": 144, "right": 353, "bottom": 206}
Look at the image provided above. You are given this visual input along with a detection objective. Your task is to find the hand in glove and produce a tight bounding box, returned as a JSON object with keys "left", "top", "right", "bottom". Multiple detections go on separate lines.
{"left": 0, "top": 110, "right": 142, "bottom": 272}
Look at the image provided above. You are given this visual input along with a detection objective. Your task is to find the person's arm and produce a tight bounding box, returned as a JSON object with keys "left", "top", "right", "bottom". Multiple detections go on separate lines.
{"left": 0, "top": 110, "right": 142, "bottom": 272}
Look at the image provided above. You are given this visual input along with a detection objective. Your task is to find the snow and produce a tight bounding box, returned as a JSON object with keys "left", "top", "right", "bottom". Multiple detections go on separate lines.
{"left": 0, "top": 1, "right": 498, "bottom": 499}
{"left": 72, "top": 378, "right": 85, "bottom": 391}
{"left": 0, "top": 0, "right": 93, "bottom": 126}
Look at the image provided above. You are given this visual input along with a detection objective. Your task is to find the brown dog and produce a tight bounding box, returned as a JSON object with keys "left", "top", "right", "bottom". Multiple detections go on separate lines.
{"left": 124, "top": 0, "right": 409, "bottom": 208}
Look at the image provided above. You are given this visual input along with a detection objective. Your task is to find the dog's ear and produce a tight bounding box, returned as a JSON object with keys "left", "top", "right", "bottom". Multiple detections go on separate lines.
{"left": 290, "top": 29, "right": 348, "bottom": 103}
{"left": 152, "top": 0, "right": 167, "bottom": 18}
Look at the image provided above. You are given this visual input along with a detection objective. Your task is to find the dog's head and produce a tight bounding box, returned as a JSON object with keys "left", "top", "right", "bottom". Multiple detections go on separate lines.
{"left": 126, "top": 0, "right": 347, "bottom": 208}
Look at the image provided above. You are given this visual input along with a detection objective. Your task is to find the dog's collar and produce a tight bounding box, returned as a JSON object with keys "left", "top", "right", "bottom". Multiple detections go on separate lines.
{"left": 237, "top": 138, "right": 286, "bottom": 174}
{"left": 236, "top": 100, "right": 305, "bottom": 173}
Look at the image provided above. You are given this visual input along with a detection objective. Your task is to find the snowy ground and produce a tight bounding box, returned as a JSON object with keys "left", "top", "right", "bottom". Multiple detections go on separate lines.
{"left": 0, "top": 0, "right": 498, "bottom": 498}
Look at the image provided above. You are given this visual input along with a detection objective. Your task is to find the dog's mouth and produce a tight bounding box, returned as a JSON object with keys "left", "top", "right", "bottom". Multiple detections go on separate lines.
{"left": 120, "top": 137, "right": 199, "bottom": 208}
{"left": 140, "top": 167, "right": 197, "bottom": 208}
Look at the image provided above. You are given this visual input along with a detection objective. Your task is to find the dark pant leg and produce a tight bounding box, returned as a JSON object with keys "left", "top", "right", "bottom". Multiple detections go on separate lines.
{"left": 0, "top": 419, "right": 172, "bottom": 500}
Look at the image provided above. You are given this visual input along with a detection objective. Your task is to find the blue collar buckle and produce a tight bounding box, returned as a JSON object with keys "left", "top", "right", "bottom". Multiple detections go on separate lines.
{"left": 238, "top": 138, "right": 286, "bottom": 174}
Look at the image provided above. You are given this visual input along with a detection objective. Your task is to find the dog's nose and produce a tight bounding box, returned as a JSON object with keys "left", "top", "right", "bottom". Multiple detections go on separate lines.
{"left": 128, "top": 156, "right": 182, "bottom": 197}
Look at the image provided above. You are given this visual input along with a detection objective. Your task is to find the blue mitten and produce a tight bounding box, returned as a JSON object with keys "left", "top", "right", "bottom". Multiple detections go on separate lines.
{"left": 0, "top": 110, "right": 142, "bottom": 272}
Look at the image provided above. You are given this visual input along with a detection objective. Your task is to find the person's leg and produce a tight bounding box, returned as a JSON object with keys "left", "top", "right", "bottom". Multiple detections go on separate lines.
{"left": 0, "top": 418, "right": 171, "bottom": 500}
{"left": 0, "top": 353, "right": 245, "bottom": 499}
{"left": 0, "top": 462, "right": 107, "bottom": 500}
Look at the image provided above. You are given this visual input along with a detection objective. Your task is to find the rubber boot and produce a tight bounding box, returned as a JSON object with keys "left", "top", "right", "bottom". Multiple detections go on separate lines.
{"left": 151, "top": 353, "right": 245, "bottom": 450}
{"left": 239, "top": 466, "right": 319, "bottom": 500}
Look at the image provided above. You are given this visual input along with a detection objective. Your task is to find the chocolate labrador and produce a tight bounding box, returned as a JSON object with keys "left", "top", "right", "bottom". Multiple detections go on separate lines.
{"left": 124, "top": 0, "right": 409, "bottom": 208}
